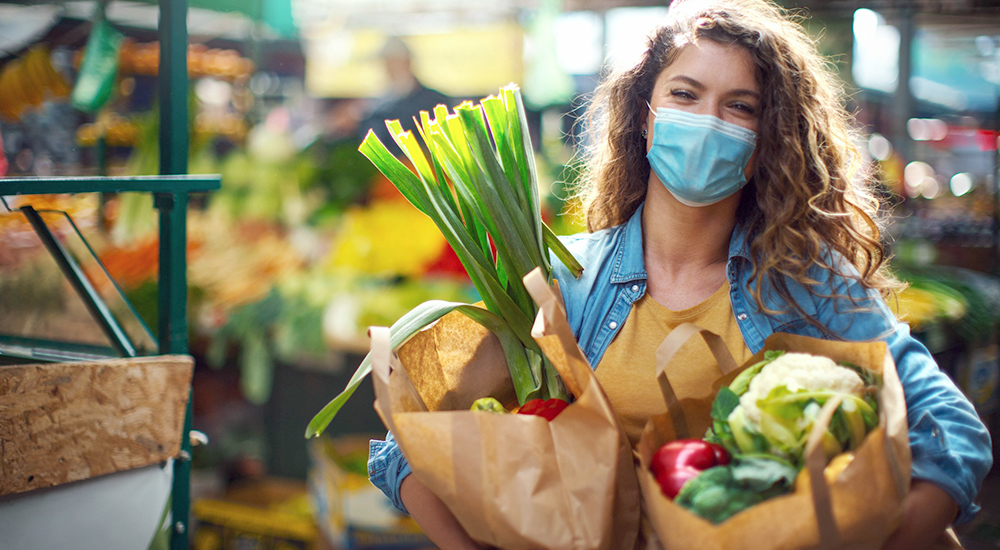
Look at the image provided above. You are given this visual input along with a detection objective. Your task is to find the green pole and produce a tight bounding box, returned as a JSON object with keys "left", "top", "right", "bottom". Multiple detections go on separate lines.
{"left": 158, "top": 0, "right": 192, "bottom": 549}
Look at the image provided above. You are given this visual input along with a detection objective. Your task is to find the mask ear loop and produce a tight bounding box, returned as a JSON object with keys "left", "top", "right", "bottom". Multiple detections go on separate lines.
{"left": 643, "top": 101, "right": 658, "bottom": 139}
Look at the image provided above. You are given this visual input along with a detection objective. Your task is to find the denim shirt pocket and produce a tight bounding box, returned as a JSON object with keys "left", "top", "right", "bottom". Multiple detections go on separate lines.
{"left": 909, "top": 409, "right": 951, "bottom": 460}
{"left": 752, "top": 274, "right": 822, "bottom": 337}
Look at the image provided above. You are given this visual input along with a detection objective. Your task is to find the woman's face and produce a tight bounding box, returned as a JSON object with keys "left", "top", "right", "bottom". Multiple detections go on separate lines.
{"left": 644, "top": 39, "right": 761, "bottom": 179}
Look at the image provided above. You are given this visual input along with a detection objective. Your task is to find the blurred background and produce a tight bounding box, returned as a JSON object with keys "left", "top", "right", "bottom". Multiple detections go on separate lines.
{"left": 1, "top": 0, "right": 999, "bottom": 549}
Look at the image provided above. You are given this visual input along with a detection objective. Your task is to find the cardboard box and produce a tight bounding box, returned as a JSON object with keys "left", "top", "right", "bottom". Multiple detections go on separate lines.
{"left": 308, "top": 436, "right": 432, "bottom": 550}
{"left": 192, "top": 478, "right": 318, "bottom": 550}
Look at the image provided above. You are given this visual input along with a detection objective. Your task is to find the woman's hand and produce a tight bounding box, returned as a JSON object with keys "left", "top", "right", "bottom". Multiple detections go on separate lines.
{"left": 400, "top": 474, "right": 486, "bottom": 550}
{"left": 881, "top": 480, "right": 959, "bottom": 550}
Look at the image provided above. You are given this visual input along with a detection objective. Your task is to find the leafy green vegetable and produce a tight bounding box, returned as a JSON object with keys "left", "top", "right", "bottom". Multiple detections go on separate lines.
{"left": 728, "top": 351, "right": 784, "bottom": 396}
{"left": 675, "top": 457, "right": 797, "bottom": 524}
{"left": 837, "top": 360, "right": 883, "bottom": 389}
{"left": 711, "top": 386, "right": 741, "bottom": 421}
{"left": 705, "top": 351, "right": 882, "bottom": 466}
{"left": 307, "top": 86, "right": 584, "bottom": 438}
{"left": 705, "top": 386, "right": 740, "bottom": 450}
{"left": 755, "top": 387, "right": 877, "bottom": 464}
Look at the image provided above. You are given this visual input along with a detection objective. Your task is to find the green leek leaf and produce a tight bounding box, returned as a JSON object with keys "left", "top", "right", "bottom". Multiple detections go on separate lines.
{"left": 309, "top": 85, "right": 583, "bottom": 438}
{"left": 305, "top": 301, "right": 539, "bottom": 438}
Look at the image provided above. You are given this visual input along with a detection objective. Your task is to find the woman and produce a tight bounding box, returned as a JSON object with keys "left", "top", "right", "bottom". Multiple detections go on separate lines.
{"left": 368, "top": 1, "right": 992, "bottom": 547}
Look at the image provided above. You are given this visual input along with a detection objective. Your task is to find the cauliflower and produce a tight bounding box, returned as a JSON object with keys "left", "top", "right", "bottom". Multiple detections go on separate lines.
{"left": 707, "top": 350, "right": 879, "bottom": 465}
{"left": 735, "top": 352, "right": 865, "bottom": 424}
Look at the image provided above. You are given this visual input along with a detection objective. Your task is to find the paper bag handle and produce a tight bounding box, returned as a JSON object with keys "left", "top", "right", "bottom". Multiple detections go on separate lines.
{"left": 803, "top": 395, "right": 843, "bottom": 548}
{"left": 654, "top": 323, "right": 739, "bottom": 439}
{"left": 370, "top": 326, "right": 398, "bottom": 436}
{"left": 369, "top": 326, "right": 429, "bottom": 438}
{"left": 523, "top": 267, "right": 587, "bottom": 399}
{"left": 371, "top": 326, "right": 392, "bottom": 386}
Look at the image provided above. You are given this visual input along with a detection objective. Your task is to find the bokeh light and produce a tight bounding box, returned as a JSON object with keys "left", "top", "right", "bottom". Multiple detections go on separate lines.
{"left": 950, "top": 173, "right": 975, "bottom": 196}
{"left": 868, "top": 133, "right": 893, "bottom": 161}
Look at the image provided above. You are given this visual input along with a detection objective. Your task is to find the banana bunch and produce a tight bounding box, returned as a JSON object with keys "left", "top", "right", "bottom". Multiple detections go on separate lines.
{"left": 892, "top": 286, "right": 940, "bottom": 329}
{"left": 892, "top": 279, "right": 969, "bottom": 330}
{"left": 87, "top": 40, "right": 255, "bottom": 81}
{"left": 0, "top": 46, "right": 71, "bottom": 122}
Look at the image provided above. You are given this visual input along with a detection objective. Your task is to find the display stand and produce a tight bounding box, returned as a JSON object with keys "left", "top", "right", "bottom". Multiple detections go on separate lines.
{"left": 0, "top": 1, "right": 216, "bottom": 548}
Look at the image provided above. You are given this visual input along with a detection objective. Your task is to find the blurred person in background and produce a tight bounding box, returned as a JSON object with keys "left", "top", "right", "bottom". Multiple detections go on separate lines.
{"left": 357, "top": 36, "right": 451, "bottom": 152}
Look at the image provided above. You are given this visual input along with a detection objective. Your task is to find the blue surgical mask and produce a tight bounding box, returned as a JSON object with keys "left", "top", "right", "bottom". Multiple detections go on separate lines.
{"left": 645, "top": 105, "right": 757, "bottom": 207}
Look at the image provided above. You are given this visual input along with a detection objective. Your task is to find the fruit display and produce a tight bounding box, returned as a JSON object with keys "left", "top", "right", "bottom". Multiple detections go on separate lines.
{"left": 0, "top": 46, "right": 72, "bottom": 122}
{"left": 324, "top": 200, "right": 447, "bottom": 278}
{"left": 76, "top": 111, "right": 247, "bottom": 148}
{"left": 894, "top": 266, "right": 1000, "bottom": 345}
{"left": 75, "top": 41, "right": 255, "bottom": 81}
{"left": 892, "top": 277, "right": 967, "bottom": 331}
{"left": 75, "top": 112, "right": 139, "bottom": 147}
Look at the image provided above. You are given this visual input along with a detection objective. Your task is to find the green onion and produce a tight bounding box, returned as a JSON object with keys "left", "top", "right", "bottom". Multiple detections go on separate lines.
{"left": 305, "top": 84, "right": 582, "bottom": 439}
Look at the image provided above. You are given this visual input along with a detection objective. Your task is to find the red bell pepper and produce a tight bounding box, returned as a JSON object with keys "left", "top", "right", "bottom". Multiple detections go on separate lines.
{"left": 650, "top": 439, "right": 730, "bottom": 499}
{"left": 516, "top": 398, "right": 569, "bottom": 421}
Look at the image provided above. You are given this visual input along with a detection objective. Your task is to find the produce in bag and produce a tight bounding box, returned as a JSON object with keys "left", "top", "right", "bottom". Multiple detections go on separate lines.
{"left": 660, "top": 349, "right": 883, "bottom": 523}
{"left": 307, "top": 86, "right": 639, "bottom": 549}
{"left": 636, "top": 324, "right": 910, "bottom": 550}
{"left": 708, "top": 350, "right": 880, "bottom": 468}
{"left": 367, "top": 271, "right": 640, "bottom": 549}
{"left": 307, "top": 85, "right": 583, "bottom": 437}
{"left": 649, "top": 439, "right": 730, "bottom": 499}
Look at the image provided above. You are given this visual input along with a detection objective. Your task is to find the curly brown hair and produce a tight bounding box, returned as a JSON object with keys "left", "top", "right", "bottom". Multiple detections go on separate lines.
{"left": 575, "top": 0, "right": 900, "bottom": 320}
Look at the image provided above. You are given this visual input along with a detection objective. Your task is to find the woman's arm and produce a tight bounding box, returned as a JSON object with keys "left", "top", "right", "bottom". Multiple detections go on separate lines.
{"left": 400, "top": 475, "right": 485, "bottom": 550}
{"left": 813, "top": 265, "right": 992, "bottom": 523}
{"left": 881, "top": 480, "right": 959, "bottom": 550}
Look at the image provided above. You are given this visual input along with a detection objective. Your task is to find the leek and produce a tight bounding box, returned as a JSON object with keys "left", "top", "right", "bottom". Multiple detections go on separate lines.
{"left": 306, "top": 85, "right": 582, "bottom": 438}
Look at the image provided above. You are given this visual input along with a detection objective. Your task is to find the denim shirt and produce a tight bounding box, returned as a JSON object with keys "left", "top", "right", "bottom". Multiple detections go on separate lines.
{"left": 369, "top": 203, "right": 992, "bottom": 523}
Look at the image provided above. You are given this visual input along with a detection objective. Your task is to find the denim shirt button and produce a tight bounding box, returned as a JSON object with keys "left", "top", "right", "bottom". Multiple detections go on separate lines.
{"left": 608, "top": 321, "right": 618, "bottom": 330}
{"left": 631, "top": 284, "right": 639, "bottom": 292}
{"left": 737, "top": 313, "right": 748, "bottom": 321}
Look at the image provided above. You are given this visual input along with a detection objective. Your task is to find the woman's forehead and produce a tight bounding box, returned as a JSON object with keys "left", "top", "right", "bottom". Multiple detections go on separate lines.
{"left": 654, "top": 41, "right": 758, "bottom": 92}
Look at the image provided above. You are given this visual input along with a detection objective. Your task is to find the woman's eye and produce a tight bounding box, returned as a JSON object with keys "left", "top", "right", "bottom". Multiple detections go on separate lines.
{"left": 670, "top": 89, "right": 695, "bottom": 100}
{"left": 731, "top": 102, "right": 757, "bottom": 115}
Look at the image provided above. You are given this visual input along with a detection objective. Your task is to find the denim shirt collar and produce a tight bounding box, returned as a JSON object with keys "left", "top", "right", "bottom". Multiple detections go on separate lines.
{"left": 608, "top": 202, "right": 753, "bottom": 285}
{"left": 608, "top": 204, "right": 648, "bottom": 284}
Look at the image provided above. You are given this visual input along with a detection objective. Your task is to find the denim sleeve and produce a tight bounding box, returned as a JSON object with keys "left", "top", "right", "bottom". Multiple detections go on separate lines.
{"left": 886, "top": 322, "right": 992, "bottom": 524}
{"left": 368, "top": 431, "right": 412, "bottom": 514}
{"left": 820, "top": 270, "right": 993, "bottom": 524}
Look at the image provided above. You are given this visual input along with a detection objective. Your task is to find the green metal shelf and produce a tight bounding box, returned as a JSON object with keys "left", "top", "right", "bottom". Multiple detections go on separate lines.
{"left": 0, "top": 175, "right": 221, "bottom": 195}
{"left": 2, "top": 0, "right": 209, "bottom": 547}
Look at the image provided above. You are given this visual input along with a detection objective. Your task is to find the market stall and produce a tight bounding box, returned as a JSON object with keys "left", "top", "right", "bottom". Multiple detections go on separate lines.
{"left": 0, "top": 1, "right": 218, "bottom": 549}
{"left": 3, "top": 1, "right": 1000, "bottom": 549}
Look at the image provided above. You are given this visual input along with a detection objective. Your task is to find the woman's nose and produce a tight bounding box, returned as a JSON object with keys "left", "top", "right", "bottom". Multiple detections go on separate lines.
{"left": 696, "top": 101, "right": 723, "bottom": 119}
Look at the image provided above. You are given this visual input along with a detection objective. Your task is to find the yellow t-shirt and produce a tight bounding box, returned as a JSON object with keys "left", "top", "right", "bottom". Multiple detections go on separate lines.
{"left": 596, "top": 281, "right": 753, "bottom": 446}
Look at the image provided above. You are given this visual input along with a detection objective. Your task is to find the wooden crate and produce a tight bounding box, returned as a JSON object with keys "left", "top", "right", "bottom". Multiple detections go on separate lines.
{"left": 0, "top": 355, "right": 194, "bottom": 496}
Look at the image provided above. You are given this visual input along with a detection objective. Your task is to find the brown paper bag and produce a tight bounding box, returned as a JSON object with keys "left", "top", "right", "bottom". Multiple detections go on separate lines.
{"left": 370, "top": 270, "right": 641, "bottom": 550}
{"left": 636, "top": 324, "right": 911, "bottom": 550}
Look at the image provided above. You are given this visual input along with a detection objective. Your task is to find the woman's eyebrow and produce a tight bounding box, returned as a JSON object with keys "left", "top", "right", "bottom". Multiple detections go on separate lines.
{"left": 667, "top": 75, "right": 705, "bottom": 89}
{"left": 730, "top": 89, "right": 761, "bottom": 99}
{"left": 666, "top": 75, "right": 761, "bottom": 99}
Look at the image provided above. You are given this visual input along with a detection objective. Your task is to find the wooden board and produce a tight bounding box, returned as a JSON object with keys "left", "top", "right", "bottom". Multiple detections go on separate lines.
{"left": 0, "top": 355, "right": 193, "bottom": 496}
